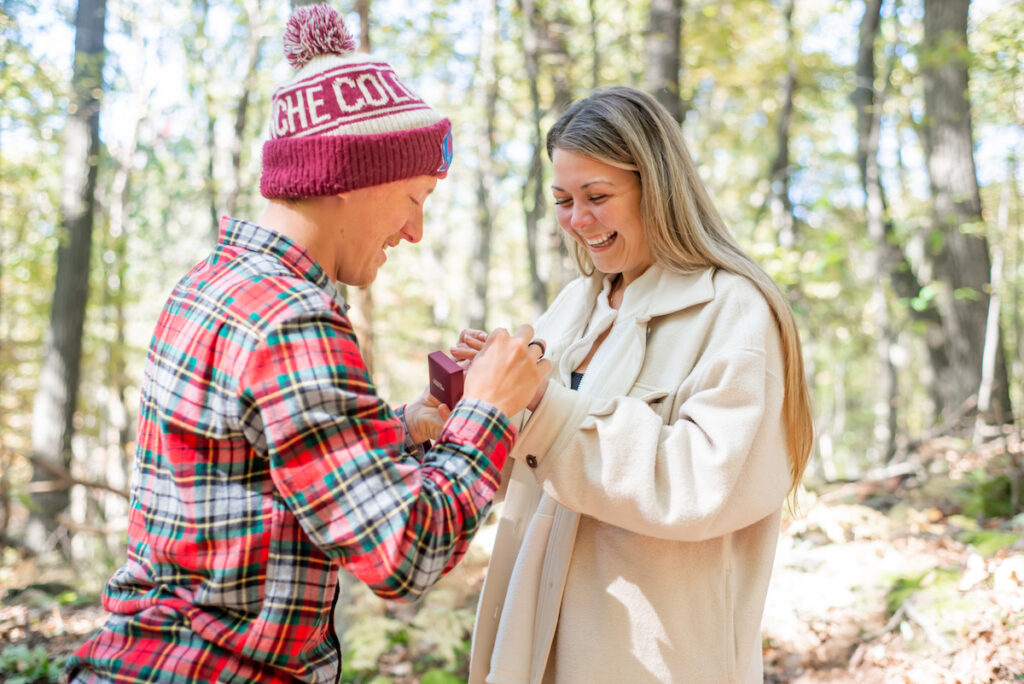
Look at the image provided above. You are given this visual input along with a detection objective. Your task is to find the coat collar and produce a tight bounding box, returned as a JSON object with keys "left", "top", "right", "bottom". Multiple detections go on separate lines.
{"left": 581, "top": 264, "right": 716, "bottom": 321}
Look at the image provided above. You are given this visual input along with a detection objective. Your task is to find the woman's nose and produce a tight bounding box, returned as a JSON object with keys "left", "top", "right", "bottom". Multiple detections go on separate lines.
{"left": 570, "top": 205, "right": 593, "bottom": 229}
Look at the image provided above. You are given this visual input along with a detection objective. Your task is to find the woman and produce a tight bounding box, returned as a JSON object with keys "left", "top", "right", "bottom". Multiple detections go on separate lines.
{"left": 467, "top": 87, "right": 814, "bottom": 683}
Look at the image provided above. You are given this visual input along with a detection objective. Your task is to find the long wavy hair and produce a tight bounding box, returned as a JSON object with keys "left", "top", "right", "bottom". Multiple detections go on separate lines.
{"left": 546, "top": 86, "right": 813, "bottom": 498}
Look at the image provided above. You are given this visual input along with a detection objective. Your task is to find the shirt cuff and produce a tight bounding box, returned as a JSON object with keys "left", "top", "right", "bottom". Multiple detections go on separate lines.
{"left": 395, "top": 405, "right": 428, "bottom": 459}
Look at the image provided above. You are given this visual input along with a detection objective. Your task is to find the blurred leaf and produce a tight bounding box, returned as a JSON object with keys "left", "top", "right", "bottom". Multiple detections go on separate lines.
{"left": 421, "top": 669, "right": 465, "bottom": 684}
{"left": 959, "top": 530, "right": 1020, "bottom": 558}
{"left": 952, "top": 286, "right": 980, "bottom": 302}
{"left": 343, "top": 615, "right": 404, "bottom": 672}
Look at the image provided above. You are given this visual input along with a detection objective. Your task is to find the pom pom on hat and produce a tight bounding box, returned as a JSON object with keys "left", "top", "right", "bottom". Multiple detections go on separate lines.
{"left": 283, "top": 3, "right": 357, "bottom": 70}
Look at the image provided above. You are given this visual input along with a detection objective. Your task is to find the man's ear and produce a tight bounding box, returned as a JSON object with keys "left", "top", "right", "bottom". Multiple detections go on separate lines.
{"left": 316, "top": 193, "right": 347, "bottom": 215}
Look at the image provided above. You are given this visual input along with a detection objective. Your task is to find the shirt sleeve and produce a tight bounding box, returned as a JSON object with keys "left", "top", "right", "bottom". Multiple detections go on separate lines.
{"left": 239, "top": 310, "right": 515, "bottom": 601}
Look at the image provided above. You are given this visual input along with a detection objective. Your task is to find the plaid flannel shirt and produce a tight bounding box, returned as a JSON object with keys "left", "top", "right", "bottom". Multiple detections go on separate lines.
{"left": 68, "top": 218, "right": 514, "bottom": 683}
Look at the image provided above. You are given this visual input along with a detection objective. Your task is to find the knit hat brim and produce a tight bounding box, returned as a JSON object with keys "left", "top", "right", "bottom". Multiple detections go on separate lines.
{"left": 260, "top": 117, "right": 452, "bottom": 199}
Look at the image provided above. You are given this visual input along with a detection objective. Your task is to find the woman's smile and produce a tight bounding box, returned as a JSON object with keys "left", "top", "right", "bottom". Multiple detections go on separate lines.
{"left": 583, "top": 231, "right": 618, "bottom": 249}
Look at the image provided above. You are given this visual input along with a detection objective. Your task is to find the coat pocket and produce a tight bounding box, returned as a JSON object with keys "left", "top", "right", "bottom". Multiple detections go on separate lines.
{"left": 582, "top": 384, "right": 671, "bottom": 423}
{"left": 627, "top": 382, "right": 671, "bottom": 421}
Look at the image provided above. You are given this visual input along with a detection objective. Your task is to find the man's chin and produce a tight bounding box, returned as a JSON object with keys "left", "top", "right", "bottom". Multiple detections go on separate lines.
{"left": 345, "top": 272, "right": 376, "bottom": 289}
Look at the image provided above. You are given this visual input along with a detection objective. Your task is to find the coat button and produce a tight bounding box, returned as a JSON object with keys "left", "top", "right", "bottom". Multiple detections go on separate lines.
{"left": 526, "top": 454, "right": 538, "bottom": 468}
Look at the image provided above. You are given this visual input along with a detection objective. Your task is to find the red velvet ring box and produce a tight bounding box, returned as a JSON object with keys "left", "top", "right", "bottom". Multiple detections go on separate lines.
{"left": 428, "top": 350, "right": 465, "bottom": 407}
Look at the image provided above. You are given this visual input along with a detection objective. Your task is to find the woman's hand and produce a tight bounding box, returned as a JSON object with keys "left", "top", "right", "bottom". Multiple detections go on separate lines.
{"left": 405, "top": 388, "right": 451, "bottom": 445}
{"left": 450, "top": 328, "right": 488, "bottom": 368}
{"left": 527, "top": 378, "right": 549, "bottom": 412}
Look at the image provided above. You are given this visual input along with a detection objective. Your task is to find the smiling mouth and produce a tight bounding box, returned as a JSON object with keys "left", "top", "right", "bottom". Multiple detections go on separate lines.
{"left": 584, "top": 232, "right": 617, "bottom": 249}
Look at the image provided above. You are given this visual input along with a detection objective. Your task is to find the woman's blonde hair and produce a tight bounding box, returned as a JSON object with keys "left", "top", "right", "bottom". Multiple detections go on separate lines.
{"left": 546, "top": 86, "right": 813, "bottom": 497}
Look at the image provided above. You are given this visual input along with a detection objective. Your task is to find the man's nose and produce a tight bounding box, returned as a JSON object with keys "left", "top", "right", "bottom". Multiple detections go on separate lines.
{"left": 400, "top": 215, "right": 424, "bottom": 243}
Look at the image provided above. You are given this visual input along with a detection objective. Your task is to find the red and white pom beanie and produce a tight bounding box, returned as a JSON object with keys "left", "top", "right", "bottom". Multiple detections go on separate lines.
{"left": 260, "top": 3, "right": 453, "bottom": 199}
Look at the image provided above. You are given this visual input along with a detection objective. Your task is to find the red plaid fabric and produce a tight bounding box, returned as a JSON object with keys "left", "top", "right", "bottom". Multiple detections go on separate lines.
{"left": 68, "top": 217, "right": 514, "bottom": 683}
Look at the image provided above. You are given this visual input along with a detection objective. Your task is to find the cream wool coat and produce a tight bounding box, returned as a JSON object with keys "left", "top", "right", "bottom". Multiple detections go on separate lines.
{"left": 468, "top": 265, "right": 792, "bottom": 684}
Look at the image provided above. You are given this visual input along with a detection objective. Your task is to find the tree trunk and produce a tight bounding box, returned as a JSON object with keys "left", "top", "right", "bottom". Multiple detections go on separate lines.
{"left": 225, "top": 0, "right": 265, "bottom": 219}
{"left": 105, "top": 17, "right": 150, "bottom": 502}
{"left": 540, "top": 5, "right": 576, "bottom": 293}
{"left": 185, "top": 0, "right": 220, "bottom": 242}
{"left": 921, "top": 0, "right": 1012, "bottom": 426}
{"left": 540, "top": 4, "right": 573, "bottom": 116}
{"left": 520, "top": 0, "right": 549, "bottom": 320}
{"left": 0, "top": 21, "right": 7, "bottom": 545}
{"left": 28, "top": 0, "right": 107, "bottom": 555}
{"left": 1010, "top": 156, "right": 1023, "bottom": 429}
{"left": 853, "top": 0, "right": 898, "bottom": 461}
{"left": 769, "top": 0, "right": 797, "bottom": 251}
{"left": 870, "top": 0, "right": 948, "bottom": 428}
{"left": 354, "top": 0, "right": 371, "bottom": 48}
{"left": 588, "top": 0, "right": 600, "bottom": 90}
{"left": 204, "top": 99, "right": 218, "bottom": 243}
{"left": 468, "top": 0, "right": 499, "bottom": 331}
{"left": 973, "top": 164, "right": 1014, "bottom": 443}
{"left": 644, "top": 0, "right": 684, "bottom": 124}
{"left": 106, "top": 33, "right": 149, "bottom": 481}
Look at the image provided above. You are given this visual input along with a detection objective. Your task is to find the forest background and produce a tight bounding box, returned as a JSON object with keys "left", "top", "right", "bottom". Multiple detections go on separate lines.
{"left": 1, "top": 0, "right": 1023, "bottom": 681}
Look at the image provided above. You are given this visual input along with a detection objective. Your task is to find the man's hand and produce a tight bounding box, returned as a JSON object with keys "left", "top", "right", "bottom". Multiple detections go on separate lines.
{"left": 463, "top": 325, "right": 550, "bottom": 417}
{"left": 405, "top": 387, "right": 452, "bottom": 445}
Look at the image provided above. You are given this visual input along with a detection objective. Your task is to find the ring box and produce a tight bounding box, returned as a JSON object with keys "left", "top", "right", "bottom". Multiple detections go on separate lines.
{"left": 428, "top": 350, "right": 464, "bottom": 407}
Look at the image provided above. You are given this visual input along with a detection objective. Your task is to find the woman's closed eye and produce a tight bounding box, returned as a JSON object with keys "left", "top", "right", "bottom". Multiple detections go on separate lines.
{"left": 554, "top": 194, "right": 607, "bottom": 206}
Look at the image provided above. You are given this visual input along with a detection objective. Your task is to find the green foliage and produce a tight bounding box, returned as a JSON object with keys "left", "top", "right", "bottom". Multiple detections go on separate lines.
{"left": 953, "top": 482, "right": 1022, "bottom": 559}
{"left": 909, "top": 284, "right": 937, "bottom": 311}
{"left": 0, "top": 645, "right": 64, "bottom": 684}
{"left": 884, "top": 567, "right": 960, "bottom": 616}
{"left": 341, "top": 603, "right": 474, "bottom": 679}
{"left": 958, "top": 529, "right": 1020, "bottom": 558}
{"left": 341, "top": 582, "right": 476, "bottom": 681}
{"left": 885, "top": 571, "right": 925, "bottom": 616}
{"left": 343, "top": 614, "right": 407, "bottom": 672}
{"left": 971, "top": 3, "right": 1024, "bottom": 128}
{"left": 409, "top": 603, "right": 475, "bottom": 667}
{"left": 420, "top": 669, "right": 466, "bottom": 684}
{"left": 960, "top": 471, "right": 1014, "bottom": 520}
{"left": 0, "top": 4, "right": 66, "bottom": 490}
{"left": 951, "top": 286, "right": 981, "bottom": 302}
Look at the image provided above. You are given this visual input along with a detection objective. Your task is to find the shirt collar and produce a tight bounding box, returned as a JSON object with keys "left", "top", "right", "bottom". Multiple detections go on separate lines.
{"left": 218, "top": 216, "right": 349, "bottom": 313}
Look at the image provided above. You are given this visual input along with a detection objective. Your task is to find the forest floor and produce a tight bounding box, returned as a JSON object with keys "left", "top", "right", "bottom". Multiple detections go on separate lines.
{"left": 1, "top": 430, "right": 1022, "bottom": 683}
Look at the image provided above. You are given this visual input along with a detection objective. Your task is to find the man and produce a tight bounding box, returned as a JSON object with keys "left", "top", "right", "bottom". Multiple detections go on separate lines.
{"left": 67, "top": 5, "right": 549, "bottom": 682}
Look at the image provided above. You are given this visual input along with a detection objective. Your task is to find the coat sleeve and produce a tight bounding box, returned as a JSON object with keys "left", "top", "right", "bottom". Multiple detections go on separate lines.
{"left": 239, "top": 310, "right": 514, "bottom": 601}
{"left": 511, "top": 304, "right": 791, "bottom": 543}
